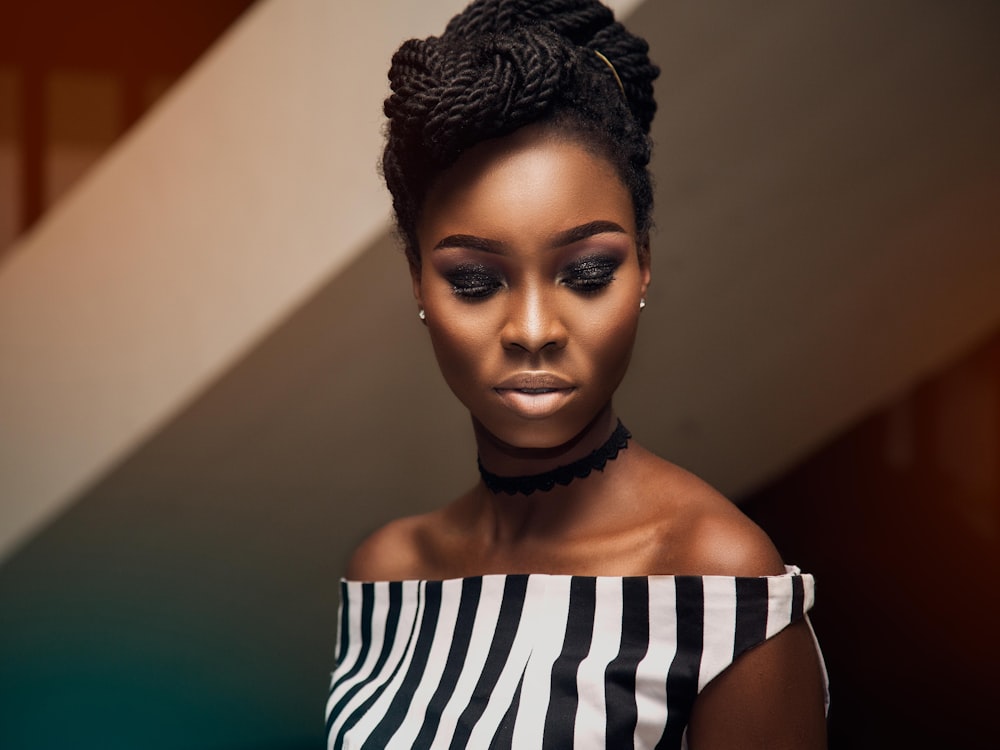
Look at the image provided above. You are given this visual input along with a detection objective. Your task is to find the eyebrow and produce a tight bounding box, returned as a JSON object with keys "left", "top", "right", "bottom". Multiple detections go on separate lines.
{"left": 433, "top": 234, "right": 504, "bottom": 254}
{"left": 551, "top": 220, "right": 627, "bottom": 247}
{"left": 432, "top": 220, "right": 627, "bottom": 254}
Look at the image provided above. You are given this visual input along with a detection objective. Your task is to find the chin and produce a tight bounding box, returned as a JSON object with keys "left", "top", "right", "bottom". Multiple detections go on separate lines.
{"left": 474, "top": 409, "right": 604, "bottom": 454}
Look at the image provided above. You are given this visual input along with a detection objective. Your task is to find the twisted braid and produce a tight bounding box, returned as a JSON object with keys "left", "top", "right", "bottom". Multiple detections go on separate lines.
{"left": 382, "top": 0, "right": 660, "bottom": 268}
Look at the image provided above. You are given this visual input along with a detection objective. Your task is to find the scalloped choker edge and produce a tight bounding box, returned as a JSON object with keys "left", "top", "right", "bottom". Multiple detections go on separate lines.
{"left": 477, "top": 420, "right": 632, "bottom": 496}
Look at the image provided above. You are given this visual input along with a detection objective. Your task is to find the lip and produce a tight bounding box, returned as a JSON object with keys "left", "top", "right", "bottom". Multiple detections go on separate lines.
{"left": 495, "top": 372, "right": 574, "bottom": 390}
{"left": 494, "top": 372, "right": 576, "bottom": 418}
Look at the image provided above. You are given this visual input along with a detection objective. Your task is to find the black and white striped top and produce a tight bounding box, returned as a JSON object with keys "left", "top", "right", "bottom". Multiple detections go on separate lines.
{"left": 326, "top": 566, "right": 823, "bottom": 749}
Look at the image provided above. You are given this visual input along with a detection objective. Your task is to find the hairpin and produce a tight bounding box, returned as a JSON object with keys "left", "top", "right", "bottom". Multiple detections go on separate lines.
{"left": 594, "top": 50, "right": 626, "bottom": 96}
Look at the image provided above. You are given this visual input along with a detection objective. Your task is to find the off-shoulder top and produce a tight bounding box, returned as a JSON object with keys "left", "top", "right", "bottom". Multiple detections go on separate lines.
{"left": 326, "top": 566, "right": 827, "bottom": 749}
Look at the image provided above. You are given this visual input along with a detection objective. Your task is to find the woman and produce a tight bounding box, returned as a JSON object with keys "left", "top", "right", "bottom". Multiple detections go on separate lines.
{"left": 327, "top": 1, "right": 828, "bottom": 747}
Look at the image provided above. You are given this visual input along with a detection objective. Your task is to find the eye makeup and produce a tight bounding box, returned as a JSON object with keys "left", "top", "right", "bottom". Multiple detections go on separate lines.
{"left": 561, "top": 254, "right": 621, "bottom": 293}
{"left": 442, "top": 262, "right": 504, "bottom": 299}
{"left": 439, "top": 250, "right": 625, "bottom": 300}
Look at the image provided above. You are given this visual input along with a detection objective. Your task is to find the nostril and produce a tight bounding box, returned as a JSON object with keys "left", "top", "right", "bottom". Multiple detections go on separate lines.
{"left": 501, "top": 321, "right": 567, "bottom": 354}
{"left": 499, "top": 289, "right": 569, "bottom": 354}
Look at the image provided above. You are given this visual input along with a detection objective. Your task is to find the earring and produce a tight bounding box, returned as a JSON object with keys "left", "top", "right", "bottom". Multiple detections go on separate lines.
{"left": 418, "top": 309, "right": 426, "bottom": 321}
{"left": 639, "top": 298, "right": 646, "bottom": 310}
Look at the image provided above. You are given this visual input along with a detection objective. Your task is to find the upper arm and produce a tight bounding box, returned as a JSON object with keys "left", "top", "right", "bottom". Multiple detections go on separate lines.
{"left": 687, "top": 619, "right": 828, "bottom": 749}
{"left": 670, "top": 489, "right": 827, "bottom": 746}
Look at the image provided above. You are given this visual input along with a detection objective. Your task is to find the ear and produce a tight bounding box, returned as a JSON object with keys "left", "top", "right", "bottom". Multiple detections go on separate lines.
{"left": 409, "top": 261, "right": 425, "bottom": 314}
{"left": 638, "top": 238, "right": 652, "bottom": 300}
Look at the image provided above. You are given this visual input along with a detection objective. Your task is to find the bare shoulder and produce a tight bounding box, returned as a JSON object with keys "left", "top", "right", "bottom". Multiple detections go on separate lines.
{"left": 628, "top": 455, "right": 827, "bottom": 745}
{"left": 343, "top": 487, "right": 477, "bottom": 581}
{"left": 344, "top": 512, "right": 435, "bottom": 582}
{"left": 637, "top": 449, "right": 785, "bottom": 577}
{"left": 681, "top": 486, "right": 786, "bottom": 577}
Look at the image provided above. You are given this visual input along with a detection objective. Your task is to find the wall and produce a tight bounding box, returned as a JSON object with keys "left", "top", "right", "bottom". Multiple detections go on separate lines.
{"left": 0, "top": 0, "right": 478, "bottom": 561}
{"left": 746, "top": 328, "right": 1000, "bottom": 748}
{"left": 1, "top": 0, "right": 999, "bottom": 747}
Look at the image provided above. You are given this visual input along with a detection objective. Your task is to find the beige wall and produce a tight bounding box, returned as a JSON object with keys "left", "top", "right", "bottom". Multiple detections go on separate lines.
{"left": 3, "top": 0, "right": 1000, "bottom": 565}
{"left": 0, "top": 0, "right": 480, "bottom": 560}
{"left": 1, "top": 1, "right": 998, "bottom": 745}
{"left": 0, "top": 0, "right": 642, "bottom": 561}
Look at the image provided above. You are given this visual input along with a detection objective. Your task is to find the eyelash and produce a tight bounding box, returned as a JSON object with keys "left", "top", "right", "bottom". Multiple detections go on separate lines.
{"left": 444, "top": 264, "right": 503, "bottom": 299}
{"left": 561, "top": 256, "right": 619, "bottom": 294}
{"left": 443, "top": 256, "right": 620, "bottom": 300}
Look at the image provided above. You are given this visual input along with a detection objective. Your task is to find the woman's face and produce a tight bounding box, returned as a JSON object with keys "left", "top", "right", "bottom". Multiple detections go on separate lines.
{"left": 414, "top": 125, "right": 650, "bottom": 450}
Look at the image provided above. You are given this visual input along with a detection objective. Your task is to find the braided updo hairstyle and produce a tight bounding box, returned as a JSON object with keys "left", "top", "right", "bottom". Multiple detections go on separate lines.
{"left": 382, "top": 0, "right": 660, "bottom": 270}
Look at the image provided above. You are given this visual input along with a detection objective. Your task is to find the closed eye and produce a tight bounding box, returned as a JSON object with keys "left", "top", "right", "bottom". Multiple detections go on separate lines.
{"left": 561, "top": 255, "right": 620, "bottom": 294}
{"left": 443, "top": 263, "right": 504, "bottom": 299}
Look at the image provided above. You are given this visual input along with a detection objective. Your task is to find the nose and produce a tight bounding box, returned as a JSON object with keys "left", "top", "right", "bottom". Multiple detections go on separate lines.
{"left": 500, "top": 285, "right": 568, "bottom": 354}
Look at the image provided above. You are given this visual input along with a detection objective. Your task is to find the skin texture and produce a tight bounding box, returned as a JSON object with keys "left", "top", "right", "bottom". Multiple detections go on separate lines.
{"left": 347, "top": 124, "right": 828, "bottom": 749}
{"left": 416, "top": 125, "right": 648, "bottom": 465}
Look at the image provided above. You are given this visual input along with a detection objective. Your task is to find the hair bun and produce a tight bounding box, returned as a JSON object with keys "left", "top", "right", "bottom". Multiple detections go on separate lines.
{"left": 441, "top": 0, "right": 657, "bottom": 134}
{"left": 381, "top": 0, "right": 659, "bottom": 267}
{"left": 388, "top": 28, "right": 575, "bottom": 165}
{"left": 444, "top": 0, "right": 613, "bottom": 42}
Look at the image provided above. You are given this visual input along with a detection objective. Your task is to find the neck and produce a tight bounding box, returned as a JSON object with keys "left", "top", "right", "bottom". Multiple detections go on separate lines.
{"left": 470, "top": 406, "right": 631, "bottom": 546}
{"left": 473, "top": 405, "right": 619, "bottom": 479}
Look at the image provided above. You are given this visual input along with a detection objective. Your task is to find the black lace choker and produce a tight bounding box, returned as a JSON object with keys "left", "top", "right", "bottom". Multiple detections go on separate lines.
{"left": 477, "top": 420, "right": 631, "bottom": 496}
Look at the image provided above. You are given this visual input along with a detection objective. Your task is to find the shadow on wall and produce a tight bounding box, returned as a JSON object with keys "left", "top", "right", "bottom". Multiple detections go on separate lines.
{"left": 0, "top": 225, "right": 469, "bottom": 749}
{"left": 2, "top": 0, "right": 1000, "bottom": 748}
{"left": 0, "top": 0, "right": 254, "bottom": 251}
{"left": 745, "top": 328, "right": 1000, "bottom": 750}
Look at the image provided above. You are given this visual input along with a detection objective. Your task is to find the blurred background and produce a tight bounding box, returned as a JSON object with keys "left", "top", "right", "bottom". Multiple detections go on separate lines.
{"left": 1, "top": 0, "right": 998, "bottom": 748}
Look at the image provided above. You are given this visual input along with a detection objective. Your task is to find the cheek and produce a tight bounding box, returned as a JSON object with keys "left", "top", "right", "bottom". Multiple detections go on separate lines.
{"left": 421, "top": 275, "right": 482, "bottom": 365}
{"left": 576, "top": 301, "right": 641, "bottom": 382}
{"left": 425, "top": 313, "right": 493, "bottom": 392}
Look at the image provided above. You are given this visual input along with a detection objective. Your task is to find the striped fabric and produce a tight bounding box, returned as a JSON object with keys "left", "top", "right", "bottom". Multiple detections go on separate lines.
{"left": 326, "top": 566, "right": 820, "bottom": 750}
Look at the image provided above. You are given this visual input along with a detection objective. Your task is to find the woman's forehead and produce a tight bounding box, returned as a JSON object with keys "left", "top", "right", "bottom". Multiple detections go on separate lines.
{"left": 419, "top": 128, "right": 635, "bottom": 242}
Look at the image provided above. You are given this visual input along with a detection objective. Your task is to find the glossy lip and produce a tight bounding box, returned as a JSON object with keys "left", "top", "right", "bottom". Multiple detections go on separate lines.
{"left": 495, "top": 372, "right": 574, "bottom": 391}
{"left": 494, "top": 372, "right": 576, "bottom": 418}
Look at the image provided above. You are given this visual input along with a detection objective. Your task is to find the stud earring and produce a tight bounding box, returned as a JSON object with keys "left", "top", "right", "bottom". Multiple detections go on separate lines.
{"left": 639, "top": 298, "right": 646, "bottom": 310}
{"left": 418, "top": 309, "right": 426, "bottom": 321}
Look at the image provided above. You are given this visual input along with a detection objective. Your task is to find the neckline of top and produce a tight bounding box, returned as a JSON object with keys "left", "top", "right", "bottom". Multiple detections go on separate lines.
{"left": 341, "top": 564, "right": 804, "bottom": 585}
